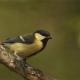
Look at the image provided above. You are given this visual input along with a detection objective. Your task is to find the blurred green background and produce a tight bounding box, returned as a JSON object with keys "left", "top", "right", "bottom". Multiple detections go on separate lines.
{"left": 0, "top": 0, "right": 80, "bottom": 80}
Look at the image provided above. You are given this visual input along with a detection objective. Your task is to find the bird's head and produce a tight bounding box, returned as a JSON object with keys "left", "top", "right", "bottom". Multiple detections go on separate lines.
{"left": 33, "top": 29, "right": 52, "bottom": 41}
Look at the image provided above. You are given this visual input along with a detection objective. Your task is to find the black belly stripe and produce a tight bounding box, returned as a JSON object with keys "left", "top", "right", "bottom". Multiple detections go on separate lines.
{"left": 27, "top": 39, "right": 48, "bottom": 57}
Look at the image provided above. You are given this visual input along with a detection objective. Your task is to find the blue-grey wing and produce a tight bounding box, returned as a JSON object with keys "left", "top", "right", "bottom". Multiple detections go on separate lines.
{"left": 2, "top": 35, "right": 34, "bottom": 44}
{"left": 3, "top": 36, "right": 23, "bottom": 43}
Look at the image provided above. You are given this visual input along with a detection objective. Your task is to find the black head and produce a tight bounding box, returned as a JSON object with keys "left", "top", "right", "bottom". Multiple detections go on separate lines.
{"left": 33, "top": 29, "right": 52, "bottom": 40}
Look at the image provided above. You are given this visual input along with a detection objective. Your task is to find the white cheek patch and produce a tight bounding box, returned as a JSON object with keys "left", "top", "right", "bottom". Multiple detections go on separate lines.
{"left": 35, "top": 33, "right": 46, "bottom": 40}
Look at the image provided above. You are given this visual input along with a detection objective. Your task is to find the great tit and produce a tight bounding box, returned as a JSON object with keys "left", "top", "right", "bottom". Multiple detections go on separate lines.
{"left": 2, "top": 29, "right": 52, "bottom": 76}
{"left": 2, "top": 29, "right": 52, "bottom": 59}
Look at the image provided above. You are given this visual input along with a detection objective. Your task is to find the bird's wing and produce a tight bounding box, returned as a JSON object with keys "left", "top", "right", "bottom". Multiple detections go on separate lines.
{"left": 23, "top": 35, "right": 34, "bottom": 44}
{"left": 3, "top": 36, "right": 23, "bottom": 43}
{"left": 2, "top": 35, "right": 34, "bottom": 44}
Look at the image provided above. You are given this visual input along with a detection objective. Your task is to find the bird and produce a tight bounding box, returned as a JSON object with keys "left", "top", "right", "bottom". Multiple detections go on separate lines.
{"left": 2, "top": 29, "right": 52, "bottom": 76}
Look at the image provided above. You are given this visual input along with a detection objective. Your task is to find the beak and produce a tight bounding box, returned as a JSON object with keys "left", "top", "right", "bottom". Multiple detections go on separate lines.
{"left": 47, "top": 36, "right": 52, "bottom": 39}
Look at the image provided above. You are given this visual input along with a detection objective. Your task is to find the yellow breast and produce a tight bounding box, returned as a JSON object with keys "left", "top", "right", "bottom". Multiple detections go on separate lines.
{"left": 9, "top": 40, "right": 43, "bottom": 57}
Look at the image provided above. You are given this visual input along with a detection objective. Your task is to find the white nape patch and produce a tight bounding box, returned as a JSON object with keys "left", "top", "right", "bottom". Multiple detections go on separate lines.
{"left": 35, "top": 33, "right": 46, "bottom": 40}
{"left": 19, "top": 36, "right": 25, "bottom": 42}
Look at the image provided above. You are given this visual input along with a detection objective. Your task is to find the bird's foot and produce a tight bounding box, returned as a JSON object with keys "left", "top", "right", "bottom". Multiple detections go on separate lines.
{"left": 14, "top": 59, "right": 27, "bottom": 77}
{"left": 8, "top": 59, "right": 16, "bottom": 69}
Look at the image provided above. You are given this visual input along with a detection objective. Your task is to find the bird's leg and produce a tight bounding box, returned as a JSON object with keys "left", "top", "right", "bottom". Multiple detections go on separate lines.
{"left": 8, "top": 52, "right": 16, "bottom": 67}
{"left": 23, "top": 58, "right": 30, "bottom": 67}
{"left": 13, "top": 52, "right": 27, "bottom": 78}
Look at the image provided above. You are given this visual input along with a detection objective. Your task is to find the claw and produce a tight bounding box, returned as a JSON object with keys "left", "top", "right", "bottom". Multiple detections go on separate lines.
{"left": 15, "top": 59, "right": 27, "bottom": 77}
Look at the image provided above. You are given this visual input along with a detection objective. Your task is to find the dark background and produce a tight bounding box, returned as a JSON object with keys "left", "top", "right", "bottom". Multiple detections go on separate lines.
{"left": 0, "top": 0, "right": 80, "bottom": 80}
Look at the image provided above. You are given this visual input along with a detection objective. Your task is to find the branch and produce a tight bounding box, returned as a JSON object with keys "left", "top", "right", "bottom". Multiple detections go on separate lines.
{"left": 0, "top": 44, "right": 56, "bottom": 80}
